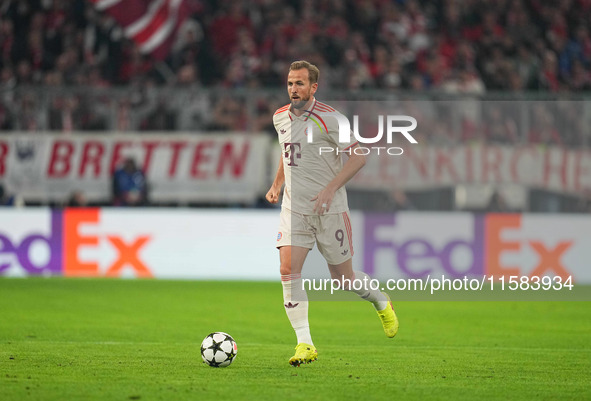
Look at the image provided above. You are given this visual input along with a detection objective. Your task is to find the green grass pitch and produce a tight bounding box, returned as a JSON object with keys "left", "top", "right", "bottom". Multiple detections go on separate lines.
{"left": 1, "top": 278, "right": 590, "bottom": 401}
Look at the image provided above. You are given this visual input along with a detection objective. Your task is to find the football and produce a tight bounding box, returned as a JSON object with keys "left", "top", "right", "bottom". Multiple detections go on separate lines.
{"left": 200, "top": 332, "right": 238, "bottom": 367}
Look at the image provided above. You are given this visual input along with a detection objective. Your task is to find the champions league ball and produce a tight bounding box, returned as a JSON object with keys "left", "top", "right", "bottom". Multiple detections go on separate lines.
{"left": 201, "top": 332, "right": 238, "bottom": 367}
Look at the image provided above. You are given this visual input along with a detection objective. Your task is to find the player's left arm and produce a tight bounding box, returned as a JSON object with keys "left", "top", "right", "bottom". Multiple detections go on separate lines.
{"left": 312, "top": 144, "right": 366, "bottom": 214}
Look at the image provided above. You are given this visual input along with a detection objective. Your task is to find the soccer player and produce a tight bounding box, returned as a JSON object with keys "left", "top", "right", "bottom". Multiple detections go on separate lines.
{"left": 266, "top": 60, "right": 399, "bottom": 367}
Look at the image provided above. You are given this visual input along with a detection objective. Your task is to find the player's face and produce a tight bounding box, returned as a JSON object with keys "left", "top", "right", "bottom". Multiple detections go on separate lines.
{"left": 287, "top": 69, "right": 318, "bottom": 110}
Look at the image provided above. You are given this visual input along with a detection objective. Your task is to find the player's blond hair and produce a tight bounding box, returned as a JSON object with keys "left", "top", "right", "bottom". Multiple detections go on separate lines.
{"left": 289, "top": 60, "right": 320, "bottom": 84}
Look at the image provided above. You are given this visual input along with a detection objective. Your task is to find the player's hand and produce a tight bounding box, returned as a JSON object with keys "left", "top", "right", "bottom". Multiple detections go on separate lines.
{"left": 266, "top": 186, "right": 281, "bottom": 204}
{"left": 311, "top": 186, "right": 336, "bottom": 215}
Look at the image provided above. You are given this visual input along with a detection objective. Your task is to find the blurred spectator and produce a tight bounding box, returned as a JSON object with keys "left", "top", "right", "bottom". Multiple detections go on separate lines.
{"left": 118, "top": 42, "right": 154, "bottom": 84}
{"left": 0, "top": 101, "right": 14, "bottom": 130}
{"left": 15, "top": 60, "right": 35, "bottom": 85}
{"left": 380, "top": 59, "right": 403, "bottom": 90}
{"left": 555, "top": 102, "right": 585, "bottom": 148}
{"left": 112, "top": 158, "right": 148, "bottom": 206}
{"left": 0, "top": 183, "right": 24, "bottom": 207}
{"left": 208, "top": 3, "right": 253, "bottom": 60}
{"left": 537, "top": 50, "right": 560, "bottom": 91}
{"left": 487, "top": 190, "right": 511, "bottom": 213}
{"left": 207, "top": 96, "right": 246, "bottom": 131}
{"left": 514, "top": 45, "right": 539, "bottom": 89}
{"left": 575, "top": 191, "right": 591, "bottom": 213}
{"left": 140, "top": 99, "right": 176, "bottom": 131}
{"left": 442, "top": 68, "right": 486, "bottom": 94}
{"left": 67, "top": 190, "right": 88, "bottom": 207}
{"left": 0, "top": 66, "right": 16, "bottom": 96}
{"left": 176, "top": 63, "right": 199, "bottom": 86}
{"left": 387, "top": 189, "right": 416, "bottom": 211}
{"left": 483, "top": 106, "right": 519, "bottom": 145}
{"left": 528, "top": 104, "right": 563, "bottom": 146}
{"left": 252, "top": 96, "right": 279, "bottom": 135}
{"left": 255, "top": 56, "right": 281, "bottom": 87}
{"left": 115, "top": 97, "right": 133, "bottom": 131}
{"left": 48, "top": 95, "right": 83, "bottom": 132}
{"left": 15, "top": 93, "right": 40, "bottom": 131}
{"left": 568, "top": 59, "right": 591, "bottom": 90}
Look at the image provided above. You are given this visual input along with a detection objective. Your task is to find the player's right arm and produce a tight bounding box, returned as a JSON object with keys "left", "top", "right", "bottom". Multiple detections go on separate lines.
{"left": 266, "top": 153, "right": 284, "bottom": 204}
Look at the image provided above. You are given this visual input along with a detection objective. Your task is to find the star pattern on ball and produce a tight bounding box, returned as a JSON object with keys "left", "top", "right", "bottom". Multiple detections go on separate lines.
{"left": 208, "top": 338, "right": 224, "bottom": 353}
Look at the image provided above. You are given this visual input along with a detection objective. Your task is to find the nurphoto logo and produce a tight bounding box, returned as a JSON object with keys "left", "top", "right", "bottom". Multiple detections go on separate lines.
{"left": 309, "top": 113, "right": 419, "bottom": 155}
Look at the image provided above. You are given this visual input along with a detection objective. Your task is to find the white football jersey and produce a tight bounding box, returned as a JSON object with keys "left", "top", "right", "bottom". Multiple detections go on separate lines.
{"left": 273, "top": 98, "right": 358, "bottom": 215}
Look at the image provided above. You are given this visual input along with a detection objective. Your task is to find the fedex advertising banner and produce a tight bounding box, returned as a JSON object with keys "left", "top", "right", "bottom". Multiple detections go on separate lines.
{"left": 1, "top": 209, "right": 589, "bottom": 284}
{"left": 0, "top": 208, "right": 278, "bottom": 280}
{"left": 0, "top": 133, "right": 269, "bottom": 203}
{"left": 360, "top": 213, "right": 591, "bottom": 283}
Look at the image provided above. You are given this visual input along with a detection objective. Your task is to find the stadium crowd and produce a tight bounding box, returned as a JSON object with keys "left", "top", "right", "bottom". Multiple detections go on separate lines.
{"left": 0, "top": 0, "right": 590, "bottom": 90}
{"left": 0, "top": 0, "right": 590, "bottom": 142}
{"left": 0, "top": 0, "right": 589, "bottom": 211}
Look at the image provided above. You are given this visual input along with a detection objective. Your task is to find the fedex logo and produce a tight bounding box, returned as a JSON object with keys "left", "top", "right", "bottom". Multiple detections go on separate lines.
{"left": 363, "top": 214, "right": 575, "bottom": 280}
{"left": 0, "top": 209, "right": 152, "bottom": 277}
{"left": 0, "top": 211, "right": 62, "bottom": 275}
{"left": 363, "top": 214, "right": 484, "bottom": 279}
{"left": 485, "top": 214, "right": 572, "bottom": 280}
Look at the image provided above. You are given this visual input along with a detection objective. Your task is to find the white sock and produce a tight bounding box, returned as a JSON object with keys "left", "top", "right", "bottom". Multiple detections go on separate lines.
{"left": 281, "top": 274, "right": 313, "bottom": 346}
{"left": 350, "top": 271, "right": 388, "bottom": 311}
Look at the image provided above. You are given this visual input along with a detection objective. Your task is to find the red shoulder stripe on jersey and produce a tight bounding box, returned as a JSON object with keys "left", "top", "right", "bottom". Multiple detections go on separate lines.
{"left": 343, "top": 141, "right": 359, "bottom": 151}
{"left": 274, "top": 104, "right": 290, "bottom": 115}
{"left": 315, "top": 105, "right": 336, "bottom": 114}
{"left": 317, "top": 102, "right": 335, "bottom": 111}
{"left": 318, "top": 102, "right": 335, "bottom": 111}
